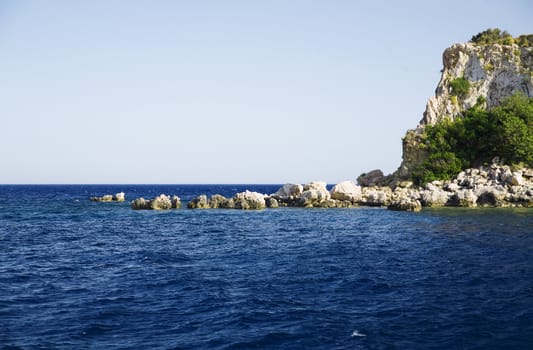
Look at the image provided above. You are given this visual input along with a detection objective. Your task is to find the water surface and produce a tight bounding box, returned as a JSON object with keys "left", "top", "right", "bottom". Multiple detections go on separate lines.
{"left": 1, "top": 185, "right": 532, "bottom": 349}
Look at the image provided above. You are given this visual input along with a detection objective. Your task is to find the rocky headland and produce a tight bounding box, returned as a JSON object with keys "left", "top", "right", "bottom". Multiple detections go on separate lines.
{"left": 116, "top": 30, "right": 533, "bottom": 212}
{"left": 396, "top": 31, "right": 533, "bottom": 180}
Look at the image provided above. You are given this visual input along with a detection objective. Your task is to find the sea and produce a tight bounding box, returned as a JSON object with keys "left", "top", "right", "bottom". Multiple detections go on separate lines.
{"left": 1, "top": 184, "right": 532, "bottom": 350}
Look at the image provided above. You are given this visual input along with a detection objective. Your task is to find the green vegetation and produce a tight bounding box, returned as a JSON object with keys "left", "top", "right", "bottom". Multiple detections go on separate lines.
{"left": 412, "top": 93, "right": 533, "bottom": 185}
{"left": 471, "top": 28, "right": 513, "bottom": 45}
{"left": 470, "top": 28, "right": 533, "bottom": 47}
{"left": 449, "top": 77, "right": 470, "bottom": 98}
{"left": 483, "top": 63, "right": 494, "bottom": 72}
{"left": 516, "top": 34, "right": 533, "bottom": 47}
{"left": 450, "top": 95, "right": 458, "bottom": 105}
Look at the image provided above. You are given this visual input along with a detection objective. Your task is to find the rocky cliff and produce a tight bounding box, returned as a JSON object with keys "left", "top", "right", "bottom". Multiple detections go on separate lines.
{"left": 396, "top": 37, "right": 533, "bottom": 179}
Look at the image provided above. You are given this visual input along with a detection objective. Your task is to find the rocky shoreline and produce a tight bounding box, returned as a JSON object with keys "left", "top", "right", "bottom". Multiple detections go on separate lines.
{"left": 91, "top": 165, "right": 526, "bottom": 211}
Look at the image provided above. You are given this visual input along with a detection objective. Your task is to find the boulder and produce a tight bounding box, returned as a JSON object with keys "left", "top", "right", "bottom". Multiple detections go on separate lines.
{"left": 301, "top": 181, "right": 330, "bottom": 207}
{"left": 388, "top": 198, "right": 422, "bottom": 212}
{"left": 171, "top": 195, "right": 181, "bottom": 209}
{"left": 90, "top": 194, "right": 113, "bottom": 202}
{"left": 150, "top": 194, "right": 173, "bottom": 210}
{"left": 523, "top": 168, "right": 533, "bottom": 178}
{"left": 187, "top": 195, "right": 210, "bottom": 209}
{"left": 90, "top": 192, "right": 125, "bottom": 202}
{"left": 330, "top": 181, "right": 362, "bottom": 202}
{"left": 233, "top": 191, "right": 266, "bottom": 210}
{"left": 510, "top": 172, "right": 524, "bottom": 186}
{"left": 132, "top": 194, "right": 179, "bottom": 210}
{"left": 450, "top": 189, "right": 478, "bottom": 207}
{"left": 500, "top": 167, "right": 513, "bottom": 184}
{"left": 357, "top": 169, "right": 387, "bottom": 187}
{"left": 131, "top": 197, "right": 151, "bottom": 210}
{"left": 475, "top": 186, "right": 507, "bottom": 207}
{"left": 209, "top": 194, "right": 235, "bottom": 209}
{"left": 420, "top": 189, "right": 451, "bottom": 207}
{"left": 113, "top": 192, "right": 126, "bottom": 202}
{"left": 360, "top": 187, "right": 392, "bottom": 206}
{"left": 265, "top": 197, "right": 279, "bottom": 209}
{"left": 272, "top": 183, "right": 303, "bottom": 199}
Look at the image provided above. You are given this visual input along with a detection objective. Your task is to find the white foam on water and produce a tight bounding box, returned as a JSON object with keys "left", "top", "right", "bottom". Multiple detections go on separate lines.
{"left": 351, "top": 330, "right": 366, "bottom": 337}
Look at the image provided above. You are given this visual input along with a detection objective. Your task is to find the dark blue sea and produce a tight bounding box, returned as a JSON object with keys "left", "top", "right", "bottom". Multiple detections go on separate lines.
{"left": 1, "top": 185, "right": 532, "bottom": 349}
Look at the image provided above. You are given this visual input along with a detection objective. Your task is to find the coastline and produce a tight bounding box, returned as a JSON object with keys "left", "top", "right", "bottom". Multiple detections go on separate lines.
{"left": 84, "top": 164, "right": 532, "bottom": 212}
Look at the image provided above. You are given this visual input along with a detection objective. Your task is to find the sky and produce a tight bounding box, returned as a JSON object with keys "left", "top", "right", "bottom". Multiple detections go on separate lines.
{"left": 1, "top": 0, "right": 532, "bottom": 184}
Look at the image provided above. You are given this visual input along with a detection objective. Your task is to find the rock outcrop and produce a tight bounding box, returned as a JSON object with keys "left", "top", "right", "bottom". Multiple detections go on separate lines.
{"left": 396, "top": 39, "right": 533, "bottom": 179}
{"left": 187, "top": 191, "right": 282, "bottom": 210}
{"left": 402, "top": 165, "right": 532, "bottom": 208}
{"left": 330, "top": 181, "right": 362, "bottom": 202}
{"left": 388, "top": 198, "right": 422, "bottom": 212}
{"left": 234, "top": 191, "right": 267, "bottom": 210}
{"left": 357, "top": 170, "right": 388, "bottom": 187}
{"left": 131, "top": 194, "right": 181, "bottom": 210}
{"left": 127, "top": 163, "right": 532, "bottom": 212}
{"left": 422, "top": 43, "right": 533, "bottom": 126}
{"left": 90, "top": 192, "right": 125, "bottom": 202}
{"left": 301, "top": 181, "right": 331, "bottom": 208}
{"left": 187, "top": 194, "right": 235, "bottom": 209}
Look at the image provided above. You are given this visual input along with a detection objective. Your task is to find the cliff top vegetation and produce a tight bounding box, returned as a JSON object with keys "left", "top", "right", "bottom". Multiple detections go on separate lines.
{"left": 470, "top": 28, "right": 533, "bottom": 47}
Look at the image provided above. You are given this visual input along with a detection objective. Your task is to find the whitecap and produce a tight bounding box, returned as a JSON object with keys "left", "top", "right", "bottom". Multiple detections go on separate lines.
{"left": 351, "top": 330, "right": 366, "bottom": 337}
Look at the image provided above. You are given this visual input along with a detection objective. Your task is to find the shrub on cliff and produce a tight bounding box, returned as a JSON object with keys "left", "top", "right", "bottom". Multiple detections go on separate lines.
{"left": 516, "top": 34, "right": 533, "bottom": 47}
{"left": 491, "top": 93, "right": 533, "bottom": 165}
{"left": 470, "top": 28, "right": 514, "bottom": 45}
{"left": 470, "top": 29, "right": 533, "bottom": 47}
{"left": 412, "top": 93, "right": 533, "bottom": 185}
{"left": 449, "top": 77, "right": 470, "bottom": 98}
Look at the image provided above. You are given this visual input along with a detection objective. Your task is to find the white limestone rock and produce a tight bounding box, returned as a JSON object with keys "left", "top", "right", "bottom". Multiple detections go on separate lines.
{"left": 422, "top": 43, "right": 532, "bottom": 126}
{"left": 150, "top": 194, "right": 173, "bottom": 210}
{"left": 233, "top": 190, "right": 266, "bottom": 210}
{"left": 272, "top": 183, "right": 304, "bottom": 199}
{"left": 510, "top": 172, "right": 524, "bottom": 186}
{"left": 187, "top": 195, "right": 210, "bottom": 209}
{"left": 301, "top": 181, "right": 330, "bottom": 207}
{"left": 113, "top": 192, "right": 126, "bottom": 202}
{"left": 330, "top": 181, "right": 362, "bottom": 202}
{"left": 420, "top": 189, "right": 451, "bottom": 207}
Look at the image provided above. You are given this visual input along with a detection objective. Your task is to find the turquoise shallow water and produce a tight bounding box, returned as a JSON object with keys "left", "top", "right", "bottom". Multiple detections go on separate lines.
{"left": 1, "top": 185, "right": 532, "bottom": 349}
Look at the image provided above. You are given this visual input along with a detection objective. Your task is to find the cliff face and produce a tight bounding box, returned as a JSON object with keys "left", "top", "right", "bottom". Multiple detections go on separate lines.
{"left": 396, "top": 41, "right": 533, "bottom": 179}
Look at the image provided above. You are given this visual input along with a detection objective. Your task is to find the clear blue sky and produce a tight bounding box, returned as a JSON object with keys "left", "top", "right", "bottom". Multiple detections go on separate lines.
{"left": 1, "top": 0, "right": 532, "bottom": 184}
